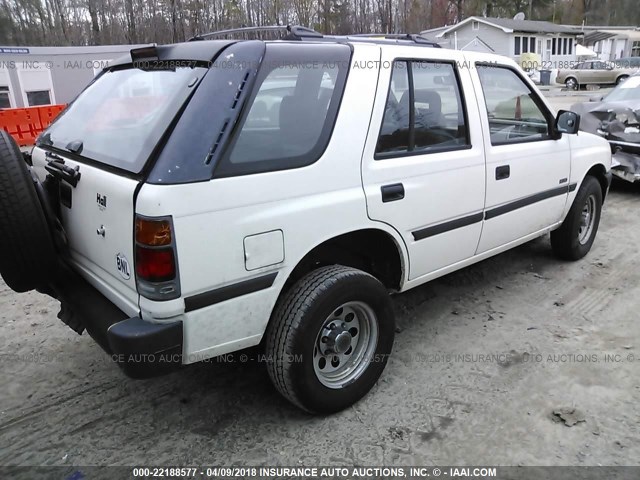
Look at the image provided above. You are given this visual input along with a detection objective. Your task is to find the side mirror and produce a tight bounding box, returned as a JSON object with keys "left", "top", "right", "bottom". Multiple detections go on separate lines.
{"left": 554, "top": 110, "right": 581, "bottom": 135}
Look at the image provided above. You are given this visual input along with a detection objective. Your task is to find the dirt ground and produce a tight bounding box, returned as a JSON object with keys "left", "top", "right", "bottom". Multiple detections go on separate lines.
{"left": 1, "top": 94, "right": 639, "bottom": 468}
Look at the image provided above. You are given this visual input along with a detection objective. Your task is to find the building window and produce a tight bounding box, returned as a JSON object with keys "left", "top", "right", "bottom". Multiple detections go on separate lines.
{"left": 522, "top": 36, "right": 529, "bottom": 53}
{"left": 569, "top": 38, "right": 573, "bottom": 55}
{"left": 530, "top": 37, "right": 536, "bottom": 53}
{"left": 632, "top": 41, "right": 640, "bottom": 57}
{"left": 514, "top": 36, "right": 521, "bottom": 55}
{"left": 472, "top": 21, "right": 480, "bottom": 30}
{"left": 26, "top": 90, "right": 51, "bottom": 106}
{"left": 552, "top": 38, "right": 556, "bottom": 55}
{"left": 0, "top": 86, "right": 11, "bottom": 108}
{"left": 563, "top": 38, "right": 568, "bottom": 55}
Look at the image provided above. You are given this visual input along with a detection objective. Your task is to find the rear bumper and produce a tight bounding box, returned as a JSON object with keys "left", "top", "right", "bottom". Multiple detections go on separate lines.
{"left": 50, "top": 262, "right": 183, "bottom": 379}
{"left": 107, "top": 317, "right": 183, "bottom": 378}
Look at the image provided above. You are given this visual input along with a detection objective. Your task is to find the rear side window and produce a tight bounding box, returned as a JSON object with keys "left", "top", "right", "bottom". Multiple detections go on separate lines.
{"left": 376, "top": 60, "right": 469, "bottom": 158}
{"left": 215, "top": 43, "right": 351, "bottom": 177}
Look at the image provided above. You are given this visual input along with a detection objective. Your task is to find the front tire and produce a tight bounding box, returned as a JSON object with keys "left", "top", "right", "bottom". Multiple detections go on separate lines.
{"left": 265, "top": 265, "right": 395, "bottom": 413}
{"left": 551, "top": 176, "right": 603, "bottom": 260}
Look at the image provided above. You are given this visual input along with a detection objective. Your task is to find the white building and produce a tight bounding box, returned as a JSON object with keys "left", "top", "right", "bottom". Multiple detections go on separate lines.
{"left": 421, "top": 16, "right": 581, "bottom": 65}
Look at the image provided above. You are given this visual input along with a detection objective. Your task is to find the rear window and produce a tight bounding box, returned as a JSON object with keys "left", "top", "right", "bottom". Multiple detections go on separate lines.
{"left": 214, "top": 43, "right": 351, "bottom": 177}
{"left": 39, "top": 66, "right": 205, "bottom": 173}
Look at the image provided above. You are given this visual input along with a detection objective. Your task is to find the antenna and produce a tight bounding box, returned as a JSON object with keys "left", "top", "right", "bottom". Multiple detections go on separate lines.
{"left": 514, "top": 12, "right": 526, "bottom": 21}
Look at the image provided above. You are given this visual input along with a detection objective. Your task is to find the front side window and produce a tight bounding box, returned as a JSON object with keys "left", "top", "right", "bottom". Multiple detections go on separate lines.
{"left": 217, "top": 44, "right": 350, "bottom": 177}
{"left": 376, "top": 60, "right": 469, "bottom": 157}
{"left": 476, "top": 65, "right": 551, "bottom": 145}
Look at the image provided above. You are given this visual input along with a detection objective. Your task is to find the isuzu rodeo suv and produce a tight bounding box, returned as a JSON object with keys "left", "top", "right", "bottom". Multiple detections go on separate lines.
{"left": 0, "top": 26, "right": 612, "bottom": 413}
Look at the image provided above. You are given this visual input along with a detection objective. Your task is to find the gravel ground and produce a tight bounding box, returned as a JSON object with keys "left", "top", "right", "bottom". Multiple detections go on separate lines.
{"left": 1, "top": 94, "right": 638, "bottom": 468}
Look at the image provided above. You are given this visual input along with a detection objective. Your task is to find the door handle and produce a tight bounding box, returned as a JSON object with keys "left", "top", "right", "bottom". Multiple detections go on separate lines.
{"left": 381, "top": 183, "right": 405, "bottom": 203}
{"left": 495, "top": 165, "right": 510, "bottom": 180}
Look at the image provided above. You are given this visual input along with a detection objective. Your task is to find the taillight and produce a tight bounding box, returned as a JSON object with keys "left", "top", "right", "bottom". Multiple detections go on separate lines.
{"left": 135, "top": 215, "right": 180, "bottom": 300}
{"left": 135, "top": 247, "right": 175, "bottom": 282}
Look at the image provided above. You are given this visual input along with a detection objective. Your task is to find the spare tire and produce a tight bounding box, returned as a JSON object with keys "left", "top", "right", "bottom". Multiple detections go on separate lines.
{"left": 0, "top": 131, "right": 57, "bottom": 292}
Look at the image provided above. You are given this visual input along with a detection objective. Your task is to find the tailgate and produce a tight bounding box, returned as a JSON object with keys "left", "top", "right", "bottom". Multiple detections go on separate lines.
{"left": 32, "top": 148, "right": 140, "bottom": 317}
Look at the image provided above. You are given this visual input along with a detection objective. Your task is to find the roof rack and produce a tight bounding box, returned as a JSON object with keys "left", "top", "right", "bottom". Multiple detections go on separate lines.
{"left": 189, "top": 25, "right": 440, "bottom": 48}
{"left": 189, "top": 25, "right": 321, "bottom": 42}
{"left": 329, "top": 33, "right": 441, "bottom": 47}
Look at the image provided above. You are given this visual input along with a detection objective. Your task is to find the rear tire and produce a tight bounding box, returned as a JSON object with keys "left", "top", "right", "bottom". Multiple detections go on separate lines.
{"left": 551, "top": 176, "right": 602, "bottom": 261}
{"left": 265, "top": 265, "right": 395, "bottom": 414}
{"left": 0, "top": 131, "right": 57, "bottom": 292}
{"left": 565, "top": 77, "right": 578, "bottom": 90}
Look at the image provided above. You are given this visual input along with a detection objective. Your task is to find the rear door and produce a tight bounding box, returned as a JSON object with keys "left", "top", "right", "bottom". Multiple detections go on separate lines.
{"left": 361, "top": 47, "right": 486, "bottom": 281}
{"left": 29, "top": 65, "right": 207, "bottom": 317}
{"left": 32, "top": 150, "right": 140, "bottom": 317}
{"left": 472, "top": 63, "right": 571, "bottom": 254}
{"left": 592, "top": 61, "right": 613, "bottom": 83}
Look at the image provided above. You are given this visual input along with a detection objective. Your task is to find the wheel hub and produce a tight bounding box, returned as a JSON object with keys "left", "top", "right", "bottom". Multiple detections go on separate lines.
{"left": 313, "top": 301, "right": 379, "bottom": 389}
{"left": 578, "top": 194, "right": 596, "bottom": 245}
{"left": 322, "top": 326, "right": 352, "bottom": 355}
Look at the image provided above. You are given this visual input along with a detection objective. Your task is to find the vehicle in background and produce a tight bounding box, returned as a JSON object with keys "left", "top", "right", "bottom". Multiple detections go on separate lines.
{"left": 556, "top": 60, "right": 637, "bottom": 90}
{"left": 572, "top": 73, "right": 640, "bottom": 183}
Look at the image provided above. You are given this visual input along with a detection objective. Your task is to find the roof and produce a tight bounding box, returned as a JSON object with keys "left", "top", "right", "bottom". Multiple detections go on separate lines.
{"left": 600, "top": 29, "right": 640, "bottom": 41}
{"left": 584, "top": 28, "right": 640, "bottom": 44}
{"left": 584, "top": 31, "right": 617, "bottom": 43}
{"left": 434, "top": 16, "right": 580, "bottom": 38}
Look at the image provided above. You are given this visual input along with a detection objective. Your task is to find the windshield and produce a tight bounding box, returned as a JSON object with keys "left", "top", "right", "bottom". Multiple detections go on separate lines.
{"left": 40, "top": 66, "right": 205, "bottom": 173}
{"left": 604, "top": 76, "right": 640, "bottom": 102}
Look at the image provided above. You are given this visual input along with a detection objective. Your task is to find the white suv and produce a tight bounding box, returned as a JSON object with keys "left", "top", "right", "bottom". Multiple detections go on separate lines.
{"left": 0, "top": 27, "right": 612, "bottom": 413}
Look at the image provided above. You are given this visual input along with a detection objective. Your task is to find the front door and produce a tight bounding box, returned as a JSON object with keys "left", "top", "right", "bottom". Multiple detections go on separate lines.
{"left": 361, "top": 47, "right": 486, "bottom": 281}
{"left": 472, "top": 64, "right": 571, "bottom": 253}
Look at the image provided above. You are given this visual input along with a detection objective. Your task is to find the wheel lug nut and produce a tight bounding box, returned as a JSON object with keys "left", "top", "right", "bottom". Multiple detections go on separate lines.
{"left": 321, "top": 336, "right": 328, "bottom": 343}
